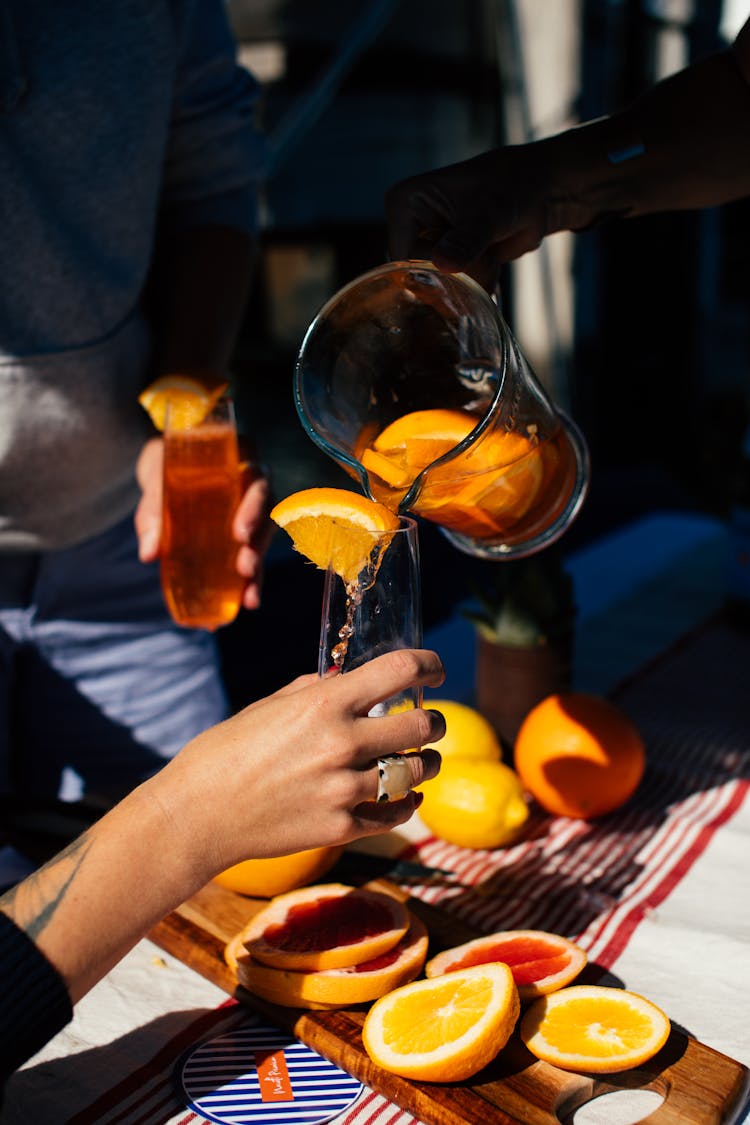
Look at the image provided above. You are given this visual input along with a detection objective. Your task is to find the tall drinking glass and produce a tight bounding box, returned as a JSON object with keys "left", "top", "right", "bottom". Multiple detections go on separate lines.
{"left": 318, "top": 517, "right": 422, "bottom": 717}
{"left": 160, "top": 395, "right": 244, "bottom": 630}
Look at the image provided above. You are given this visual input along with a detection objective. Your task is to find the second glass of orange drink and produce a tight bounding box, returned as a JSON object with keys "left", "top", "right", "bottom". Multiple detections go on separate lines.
{"left": 160, "top": 394, "right": 244, "bottom": 630}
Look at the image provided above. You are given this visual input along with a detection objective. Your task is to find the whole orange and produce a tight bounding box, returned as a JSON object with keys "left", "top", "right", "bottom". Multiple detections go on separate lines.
{"left": 514, "top": 693, "right": 645, "bottom": 819}
{"left": 213, "top": 845, "right": 343, "bottom": 898}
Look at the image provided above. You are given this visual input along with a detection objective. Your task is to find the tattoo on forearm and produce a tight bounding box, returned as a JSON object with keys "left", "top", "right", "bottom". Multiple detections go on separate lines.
{"left": 0, "top": 833, "right": 92, "bottom": 941}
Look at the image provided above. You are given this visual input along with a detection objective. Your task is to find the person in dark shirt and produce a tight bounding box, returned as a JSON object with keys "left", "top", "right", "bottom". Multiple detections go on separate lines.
{"left": 0, "top": 648, "right": 445, "bottom": 1087}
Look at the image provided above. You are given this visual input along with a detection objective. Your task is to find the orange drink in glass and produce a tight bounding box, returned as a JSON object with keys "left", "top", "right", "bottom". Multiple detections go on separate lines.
{"left": 160, "top": 396, "right": 244, "bottom": 630}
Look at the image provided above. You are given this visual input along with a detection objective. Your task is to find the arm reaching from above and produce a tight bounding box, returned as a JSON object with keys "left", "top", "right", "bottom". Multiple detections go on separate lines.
{"left": 386, "top": 17, "right": 750, "bottom": 290}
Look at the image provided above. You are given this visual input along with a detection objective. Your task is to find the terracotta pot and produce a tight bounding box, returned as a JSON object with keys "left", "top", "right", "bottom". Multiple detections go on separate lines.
{"left": 475, "top": 634, "right": 573, "bottom": 759}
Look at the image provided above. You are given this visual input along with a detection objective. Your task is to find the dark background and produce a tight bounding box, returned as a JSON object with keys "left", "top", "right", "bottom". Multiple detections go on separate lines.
{"left": 217, "top": 0, "right": 750, "bottom": 707}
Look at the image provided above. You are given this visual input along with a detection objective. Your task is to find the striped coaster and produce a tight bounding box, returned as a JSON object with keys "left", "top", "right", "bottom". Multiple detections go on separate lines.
{"left": 179, "top": 1018, "right": 364, "bottom": 1124}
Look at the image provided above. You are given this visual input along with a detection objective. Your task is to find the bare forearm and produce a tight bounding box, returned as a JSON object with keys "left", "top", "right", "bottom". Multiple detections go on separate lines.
{"left": 0, "top": 784, "right": 207, "bottom": 1004}
{"left": 544, "top": 43, "right": 750, "bottom": 233}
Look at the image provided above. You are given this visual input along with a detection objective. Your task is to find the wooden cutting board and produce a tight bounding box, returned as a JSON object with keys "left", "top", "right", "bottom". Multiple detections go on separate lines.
{"left": 149, "top": 876, "right": 748, "bottom": 1125}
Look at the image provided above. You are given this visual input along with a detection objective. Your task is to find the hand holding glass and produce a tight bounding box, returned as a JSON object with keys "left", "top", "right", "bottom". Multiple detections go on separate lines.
{"left": 160, "top": 396, "right": 245, "bottom": 630}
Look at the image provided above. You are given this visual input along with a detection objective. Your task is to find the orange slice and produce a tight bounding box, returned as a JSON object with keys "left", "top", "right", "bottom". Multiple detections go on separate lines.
{"left": 270, "top": 487, "right": 400, "bottom": 585}
{"left": 520, "top": 985, "right": 671, "bottom": 1073}
{"left": 234, "top": 914, "right": 428, "bottom": 1009}
{"left": 426, "top": 930, "right": 587, "bottom": 1000}
{"left": 361, "top": 409, "right": 545, "bottom": 538}
{"left": 238, "top": 883, "right": 410, "bottom": 972}
{"left": 362, "top": 408, "right": 477, "bottom": 502}
{"left": 372, "top": 408, "right": 477, "bottom": 455}
{"left": 362, "top": 962, "right": 520, "bottom": 1083}
{"left": 138, "top": 373, "right": 228, "bottom": 432}
{"left": 418, "top": 430, "right": 544, "bottom": 532}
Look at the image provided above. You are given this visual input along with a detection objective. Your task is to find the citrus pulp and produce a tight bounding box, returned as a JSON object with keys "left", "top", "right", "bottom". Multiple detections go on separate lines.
{"left": 238, "top": 883, "right": 410, "bottom": 971}
{"left": 270, "top": 487, "right": 400, "bottom": 585}
{"left": 234, "top": 914, "right": 428, "bottom": 1009}
{"left": 426, "top": 929, "right": 587, "bottom": 1000}
{"left": 138, "top": 373, "right": 228, "bottom": 431}
{"left": 362, "top": 962, "right": 520, "bottom": 1082}
{"left": 520, "top": 984, "right": 671, "bottom": 1072}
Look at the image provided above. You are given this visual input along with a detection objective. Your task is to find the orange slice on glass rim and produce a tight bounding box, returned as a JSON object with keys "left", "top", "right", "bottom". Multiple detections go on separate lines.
{"left": 426, "top": 929, "right": 587, "bottom": 1000}
{"left": 270, "top": 487, "right": 400, "bottom": 586}
{"left": 520, "top": 984, "right": 671, "bottom": 1073}
{"left": 362, "top": 962, "right": 520, "bottom": 1083}
{"left": 137, "top": 373, "right": 228, "bottom": 432}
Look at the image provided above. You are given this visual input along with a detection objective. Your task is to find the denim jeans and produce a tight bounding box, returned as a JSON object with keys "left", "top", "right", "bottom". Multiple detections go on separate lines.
{"left": 0, "top": 515, "right": 228, "bottom": 803}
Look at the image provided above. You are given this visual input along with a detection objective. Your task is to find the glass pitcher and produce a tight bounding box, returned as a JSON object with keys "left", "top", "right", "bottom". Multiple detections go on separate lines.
{"left": 294, "top": 260, "right": 589, "bottom": 560}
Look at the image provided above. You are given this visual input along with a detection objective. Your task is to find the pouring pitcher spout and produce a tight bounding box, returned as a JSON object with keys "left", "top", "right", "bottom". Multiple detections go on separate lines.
{"left": 295, "top": 260, "right": 589, "bottom": 560}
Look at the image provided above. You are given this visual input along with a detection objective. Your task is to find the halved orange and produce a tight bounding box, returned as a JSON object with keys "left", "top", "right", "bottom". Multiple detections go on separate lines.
{"left": 426, "top": 930, "right": 587, "bottom": 1000}
{"left": 234, "top": 914, "right": 428, "bottom": 1009}
{"left": 362, "top": 962, "right": 520, "bottom": 1083}
{"left": 137, "top": 373, "right": 228, "bottom": 431}
{"left": 238, "top": 883, "right": 410, "bottom": 972}
{"left": 270, "top": 487, "right": 400, "bottom": 586}
{"left": 520, "top": 985, "right": 671, "bottom": 1073}
{"left": 213, "top": 845, "right": 344, "bottom": 899}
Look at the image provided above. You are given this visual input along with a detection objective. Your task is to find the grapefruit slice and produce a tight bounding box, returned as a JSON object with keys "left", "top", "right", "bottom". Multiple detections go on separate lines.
{"left": 426, "top": 930, "right": 587, "bottom": 1000}
{"left": 238, "top": 883, "right": 410, "bottom": 972}
{"left": 233, "top": 914, "right": 428, "bottom": 1009}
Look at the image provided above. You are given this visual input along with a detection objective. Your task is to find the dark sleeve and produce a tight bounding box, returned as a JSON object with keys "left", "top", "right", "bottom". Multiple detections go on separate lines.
{"left": 0, "top": 912, "right": 73, "bottom": 1090}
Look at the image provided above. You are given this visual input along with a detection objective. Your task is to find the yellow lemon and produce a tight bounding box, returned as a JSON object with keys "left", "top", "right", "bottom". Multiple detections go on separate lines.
{"left": 418, "top": 758, "right": 529, "bottom": 849}
{"left": 212, "top": 845, "right": 344, "bottom": 898}
{"left": 422, "top": 699, "right": 502, "bottom": 762}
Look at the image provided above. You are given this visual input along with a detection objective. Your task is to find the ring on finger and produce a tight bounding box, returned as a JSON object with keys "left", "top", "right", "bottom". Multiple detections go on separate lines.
{"left": 376, "top": 754, "right": 414, "bottom": 803}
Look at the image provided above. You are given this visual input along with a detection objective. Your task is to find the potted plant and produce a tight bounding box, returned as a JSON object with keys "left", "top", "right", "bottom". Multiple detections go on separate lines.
{"left": 465, "top": 546, "right": 577, "bottom": 758}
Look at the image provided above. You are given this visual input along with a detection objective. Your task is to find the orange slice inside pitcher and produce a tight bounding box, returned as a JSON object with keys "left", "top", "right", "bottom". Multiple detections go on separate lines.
{"left": 360, "top": 408, "right": 544, "bottom": 538}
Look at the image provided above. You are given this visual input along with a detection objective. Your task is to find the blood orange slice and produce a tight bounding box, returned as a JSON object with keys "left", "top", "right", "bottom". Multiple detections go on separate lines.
{"left": 238, "top": 883, "right": 411, "bottom": 972}
{"left": 425, "top": 930, "right": 587, "bottom": 1000}
{"left": 234, "top": 915, "right": 428, "bottom": 1009}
